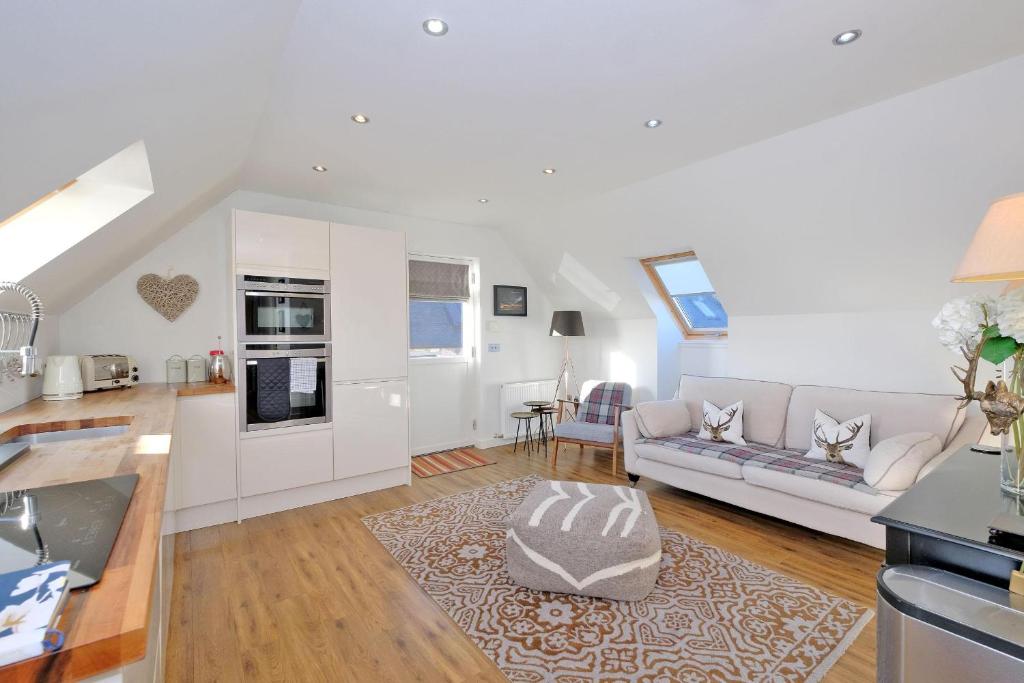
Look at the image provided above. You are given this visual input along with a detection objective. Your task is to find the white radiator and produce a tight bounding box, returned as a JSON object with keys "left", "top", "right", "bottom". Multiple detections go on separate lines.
{"left": 499, "top": 379, "right": 558, "bottom": 438}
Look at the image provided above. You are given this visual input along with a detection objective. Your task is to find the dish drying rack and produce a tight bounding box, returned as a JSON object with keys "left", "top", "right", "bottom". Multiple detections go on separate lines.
{"left": 0, "top": 282, "right": 44, "bottom": 381}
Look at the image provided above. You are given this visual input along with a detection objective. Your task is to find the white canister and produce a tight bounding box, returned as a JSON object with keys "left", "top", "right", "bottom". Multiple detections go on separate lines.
{"left": 166, "top": 355, "right": 187, "bottom": 383}
{"left": 186, "top": 355, "right": 207, "bottom": 383}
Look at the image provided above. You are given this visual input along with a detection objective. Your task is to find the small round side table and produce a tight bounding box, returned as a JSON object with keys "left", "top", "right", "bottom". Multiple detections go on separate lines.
{"left": 511, "top": 411, "right": 539, "bottom": 455}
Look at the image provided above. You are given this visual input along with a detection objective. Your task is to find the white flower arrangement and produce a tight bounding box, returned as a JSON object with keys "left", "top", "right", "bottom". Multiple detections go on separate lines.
{"left": 931, "top": 294, "right": 997, "bottom": 353}
{"left": 996, "top": 288, "right": 1024, "bottom": 345}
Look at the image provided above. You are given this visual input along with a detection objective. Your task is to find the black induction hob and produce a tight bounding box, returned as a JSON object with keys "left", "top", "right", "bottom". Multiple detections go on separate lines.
{"left": 0, "top": 474, "right": 138, "bottom": 589}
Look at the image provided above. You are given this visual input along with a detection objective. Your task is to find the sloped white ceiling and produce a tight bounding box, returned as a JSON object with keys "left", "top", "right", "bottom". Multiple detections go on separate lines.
{"left": 0, "top": 1, "right": 302, "bottom": 311}
{"left": 241, "top": 0, "right": 1024, "bottom": 228}
{"left": 3, "top": 1, "right": 1024, "bottom": 319}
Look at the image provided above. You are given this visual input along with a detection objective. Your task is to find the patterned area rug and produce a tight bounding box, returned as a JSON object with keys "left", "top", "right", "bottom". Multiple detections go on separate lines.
{"left": 363, "top": 476, "right": 873, "bottom": 682}
{"left": 411, "top": 448, "right": 496, "bottom": 478}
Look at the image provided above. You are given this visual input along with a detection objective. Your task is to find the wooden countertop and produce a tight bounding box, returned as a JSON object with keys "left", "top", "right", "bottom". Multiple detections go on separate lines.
{"left": 0, "top": 381, "right": 234, "bottom": 681}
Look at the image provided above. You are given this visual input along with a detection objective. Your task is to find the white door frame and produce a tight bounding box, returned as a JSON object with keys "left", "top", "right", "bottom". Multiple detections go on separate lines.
{"left": 407, "top": 252, "right": 481, "bottom": 454}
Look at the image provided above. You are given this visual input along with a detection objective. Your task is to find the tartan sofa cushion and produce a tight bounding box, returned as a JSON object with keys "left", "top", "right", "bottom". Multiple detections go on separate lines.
{"left": 579, "top": 382, "right": 632, "bottom": 425}
{"left": 635, "top": 432, "right": 878, "bottom": 494}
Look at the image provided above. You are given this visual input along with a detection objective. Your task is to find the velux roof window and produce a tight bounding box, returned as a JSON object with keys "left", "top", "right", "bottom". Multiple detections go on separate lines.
{"left": 641, "top": 252, "right": 727, "bottom": 337}
{"left": 0, "top": 140, "right": 153, "bottom": 282}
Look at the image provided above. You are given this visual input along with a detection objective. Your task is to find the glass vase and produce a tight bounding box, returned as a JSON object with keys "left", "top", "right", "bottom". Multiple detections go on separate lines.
{"left": 1001, "top": 432, "right": 1024, "bottom": 496}
{"left": 1001, "top": 356, "right": 1024, "bottom": 496}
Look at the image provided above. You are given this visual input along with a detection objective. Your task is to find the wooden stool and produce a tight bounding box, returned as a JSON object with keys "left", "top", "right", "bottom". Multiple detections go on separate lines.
{"left": 511, "top": 412, "right": 538, "bottom": 455}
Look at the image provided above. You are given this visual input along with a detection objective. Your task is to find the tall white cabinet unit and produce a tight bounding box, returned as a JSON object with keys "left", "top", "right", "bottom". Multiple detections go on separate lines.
{"left": 229, "top": 210, "right": 410, "bottom": 522}
{"left": 330, "top": 223, "right": 410, "bottom": 484}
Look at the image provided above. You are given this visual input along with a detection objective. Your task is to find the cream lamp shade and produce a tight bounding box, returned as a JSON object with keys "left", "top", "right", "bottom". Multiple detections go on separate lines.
{"left": 953, "top": 193, "right": 1024, "bottom": 282}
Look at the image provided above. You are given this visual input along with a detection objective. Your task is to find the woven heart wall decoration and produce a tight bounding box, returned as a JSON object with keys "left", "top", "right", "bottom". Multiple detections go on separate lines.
{"left": 136, "top": 273, "right": 200, "bottom": 322}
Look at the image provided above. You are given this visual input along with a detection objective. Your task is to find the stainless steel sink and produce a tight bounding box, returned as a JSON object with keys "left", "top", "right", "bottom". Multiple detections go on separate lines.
{"left": 12, "top": 425, "right": 130, "bottom": 445}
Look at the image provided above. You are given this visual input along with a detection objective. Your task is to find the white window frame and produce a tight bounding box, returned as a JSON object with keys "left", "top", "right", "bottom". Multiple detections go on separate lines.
{"left": 408, "top": 254, "right": 479, "bottom": 364}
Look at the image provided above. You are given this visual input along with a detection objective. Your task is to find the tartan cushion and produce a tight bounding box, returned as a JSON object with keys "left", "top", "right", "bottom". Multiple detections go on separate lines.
{"left": 579, "top": 382, "right": 632, "bottom": 425}
{"left": 636, "top": 432, "right": 878, "bottom": 494}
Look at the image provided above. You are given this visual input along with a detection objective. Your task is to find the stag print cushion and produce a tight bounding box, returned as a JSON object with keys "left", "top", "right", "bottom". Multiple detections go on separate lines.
{"left": 806, "top": 409, "right": 872, "bottom": 468}
{"left": 698, "top": 400, "right": 746, "bottom": 445}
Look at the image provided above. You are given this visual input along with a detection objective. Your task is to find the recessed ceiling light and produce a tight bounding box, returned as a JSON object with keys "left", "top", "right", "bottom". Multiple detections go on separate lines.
{"left": 350, "top": 113, "right": 370, "bottom": 124}
{"left": 422, "top": 18, "right": 448, "bottom": 36}
{"left": 832, "top": 29, "right": 862, "bottom": 46}
{"left": 542, "top": 168, "right": 556, "bottom": 175}
{"left": 312, "top": 165, "right": 327, "bottom": 172}
{"left": 645, "top": 119, "right": 662, "bottom": 128}
{"left": 478, "top": 198, "right": 489, "bottom": 203}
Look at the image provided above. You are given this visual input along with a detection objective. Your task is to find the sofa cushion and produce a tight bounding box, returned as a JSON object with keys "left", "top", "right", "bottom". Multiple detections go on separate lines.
{"left": 675, "top": 375, "right": 793, "bottom": 447}
{"left": 785, "top": 385, "right": 965, "bottom": 451}
{"left": 634, "top": 442, "right": 744, "bottom": 479}
{"left": 864, "top": 432, "right": 943, "bottom": 491}
{"left": 738, "top": 448, "right": 878, "bottom": 494}
{"left": 555, "top": 421, "right": 615, "bottom": 444}
{"left": 741, "top": 466, "right": 894, "bottom": 515}
{"left": 697, "top": 400, "right": 746, "bottom": 445}
{"left": 634, "top": 432, "right": 798, "bottom": 480}
{"left": 805, "top": 410, "right": 872, "bottom": 468}
{"left": 633, "top": 400, "right": 692, "bottom": 438}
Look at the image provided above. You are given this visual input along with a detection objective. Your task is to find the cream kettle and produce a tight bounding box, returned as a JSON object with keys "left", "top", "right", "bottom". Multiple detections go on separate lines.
{"left": 42, "top": 355, "right": 84, "bottom": 400}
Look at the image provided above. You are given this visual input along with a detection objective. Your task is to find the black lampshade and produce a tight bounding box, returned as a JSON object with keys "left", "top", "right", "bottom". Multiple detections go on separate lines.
{"left": 549, "top": 310, "right": 585, "bottom": 337}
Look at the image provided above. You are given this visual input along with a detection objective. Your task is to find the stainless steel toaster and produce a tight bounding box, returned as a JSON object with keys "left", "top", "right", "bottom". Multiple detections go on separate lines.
{"left": 79, "top": 355, "right": 139, "bottom": 392}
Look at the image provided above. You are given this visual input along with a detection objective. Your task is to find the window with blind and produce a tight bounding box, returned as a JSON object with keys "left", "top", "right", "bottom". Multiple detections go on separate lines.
{"left": 408, "top": 259, "right": 472, "bottom": 358}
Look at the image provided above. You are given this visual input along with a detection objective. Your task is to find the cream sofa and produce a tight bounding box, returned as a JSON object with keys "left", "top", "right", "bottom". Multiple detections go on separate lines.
{"left": 622, "top": 374, "right": 986, "bottom": 548}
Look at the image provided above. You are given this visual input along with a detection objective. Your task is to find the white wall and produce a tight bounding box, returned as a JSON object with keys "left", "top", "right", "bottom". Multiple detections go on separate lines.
{"left": 673, "top": 309, "right": 996, "bottom": 395}
{"left": 59, "top": 190, "right": 560, "bottom": 444}
{"left": 724, "top": 310, "right": 981, "bottom": 394}
{"left": 573, "top": 318, "right": 659, "bottom": 404}
{"left": 0, "top": 326, "right": 58, "bottom": 413}
{"left": 58, "top": 201, "right": 234, "bottom": 381}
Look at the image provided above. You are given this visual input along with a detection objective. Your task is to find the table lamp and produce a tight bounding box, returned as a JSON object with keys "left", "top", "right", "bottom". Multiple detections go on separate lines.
{"left": 953, "top": 193, "right": 1024, "bottom": 283}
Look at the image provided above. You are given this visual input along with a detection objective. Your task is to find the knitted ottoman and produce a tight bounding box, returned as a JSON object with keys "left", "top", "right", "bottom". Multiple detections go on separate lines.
{"left": 506, "top": 480, "right": 661, "bottom": 601}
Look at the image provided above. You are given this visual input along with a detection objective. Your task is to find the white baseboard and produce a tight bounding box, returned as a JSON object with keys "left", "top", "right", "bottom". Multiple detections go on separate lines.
{"left": 413, "top": 438, "right": 475, "bottom": 456}
{"left": 475, "top": 436, "right": 515, "bottom": 450}
{"left": 238, "top": 466, "right": 409, "bottom": 520}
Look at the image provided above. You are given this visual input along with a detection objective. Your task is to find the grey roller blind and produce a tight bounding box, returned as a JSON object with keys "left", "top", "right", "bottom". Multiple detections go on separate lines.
{"left": 408, "top": 259, "right": 470, "bottom": 301}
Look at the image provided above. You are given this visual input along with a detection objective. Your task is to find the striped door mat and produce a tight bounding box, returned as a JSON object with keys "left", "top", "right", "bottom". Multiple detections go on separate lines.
{"left": 411, "top": 448, "right": 496, "bottom": 478}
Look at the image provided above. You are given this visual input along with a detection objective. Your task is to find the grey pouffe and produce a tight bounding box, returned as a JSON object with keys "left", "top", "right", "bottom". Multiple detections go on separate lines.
{"left": 506, "top": 480, "right": 661, "bottom": 601}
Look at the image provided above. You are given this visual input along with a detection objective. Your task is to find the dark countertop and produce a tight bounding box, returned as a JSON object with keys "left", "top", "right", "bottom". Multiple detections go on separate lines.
{"left": 872, "top": 446, "right": 1024, "bottom": 564}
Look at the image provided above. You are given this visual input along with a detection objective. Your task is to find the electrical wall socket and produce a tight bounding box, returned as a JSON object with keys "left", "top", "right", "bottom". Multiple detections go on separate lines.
{"left": 487, "top": 343, "right": 501, "bottom": 352}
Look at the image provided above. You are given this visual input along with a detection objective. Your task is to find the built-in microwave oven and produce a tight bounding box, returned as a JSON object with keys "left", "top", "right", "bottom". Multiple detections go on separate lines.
{"left": 236, "top": 274, "right": 331, "bottom": 343}
{"left": 238, "top": 344, "right": 331, "bottom": 432}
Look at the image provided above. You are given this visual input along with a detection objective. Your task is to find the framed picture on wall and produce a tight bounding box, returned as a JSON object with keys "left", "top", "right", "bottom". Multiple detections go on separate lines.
{"left": 494, "top": 285, "right": 527, "bottom": 316}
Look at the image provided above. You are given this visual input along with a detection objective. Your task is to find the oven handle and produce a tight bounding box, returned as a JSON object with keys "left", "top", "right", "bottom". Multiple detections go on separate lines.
{"left": 243, "top": 291, "right": 326, "bottom": 299}
{"left": 245, "top": 358, "right": 328, "bottom": 365}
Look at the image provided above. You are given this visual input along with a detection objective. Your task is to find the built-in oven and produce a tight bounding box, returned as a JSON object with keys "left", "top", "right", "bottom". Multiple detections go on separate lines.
{"left": 238, "top": 344, "right": 332, "bottom": 432}
{"left": 237, "top": 274, "right": 331, "bottom": 343}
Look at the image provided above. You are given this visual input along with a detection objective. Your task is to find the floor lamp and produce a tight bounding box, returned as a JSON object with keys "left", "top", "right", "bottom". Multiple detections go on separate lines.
{"left": 550, "top": 310, "right": 585, "bottom": 404}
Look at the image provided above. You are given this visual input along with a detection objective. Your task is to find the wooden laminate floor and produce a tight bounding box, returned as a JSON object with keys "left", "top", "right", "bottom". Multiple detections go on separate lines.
{"left": 166, "top": 444, "right": 882, "bottom": 682}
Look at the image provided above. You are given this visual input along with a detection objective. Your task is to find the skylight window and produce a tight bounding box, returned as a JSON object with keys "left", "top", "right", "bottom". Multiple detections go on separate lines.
{"left": 641, "top": 252, "right": 727, "bottom": 337}
{"left": 0, "top": 140, "right": 153, "bottom": 283}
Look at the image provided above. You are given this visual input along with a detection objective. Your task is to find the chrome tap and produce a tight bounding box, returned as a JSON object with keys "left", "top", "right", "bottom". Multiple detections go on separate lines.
{"left": 0, "top": 282, "right": 44, "bottom": 378}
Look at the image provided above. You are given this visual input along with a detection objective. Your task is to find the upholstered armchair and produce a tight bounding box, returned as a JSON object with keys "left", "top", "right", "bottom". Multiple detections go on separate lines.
{"left": 552, "top": 380, "right": 633, "bottom": 475}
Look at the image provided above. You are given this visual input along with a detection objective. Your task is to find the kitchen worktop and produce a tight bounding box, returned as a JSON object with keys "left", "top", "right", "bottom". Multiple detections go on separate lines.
{"left": 0, "top": 381, "right": 234, "bottom": 681}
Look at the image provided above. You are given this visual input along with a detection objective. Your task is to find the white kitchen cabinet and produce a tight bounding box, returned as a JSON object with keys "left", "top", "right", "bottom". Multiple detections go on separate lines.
{"left": 333, "top": 380, "right": 409, "bottom": 480}
{"left": 240, "top": 426, "right": 334, "bottom": 497}
{"left": 330, "top": 223, "right": 408, "bottom": 382}
{"left": 234, "top": 209, "right": 330, "bottom": 277}
{"left": 176, "top": 393, "right": 237, "bottom": 509}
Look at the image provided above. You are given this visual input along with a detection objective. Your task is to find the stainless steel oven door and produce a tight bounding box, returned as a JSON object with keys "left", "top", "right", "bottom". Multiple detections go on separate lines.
{"left": 238, "top": 345, "right": 333, "bottom": 432}
{"left": 236, "top": 275, "right": 331, "bottom": 343}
